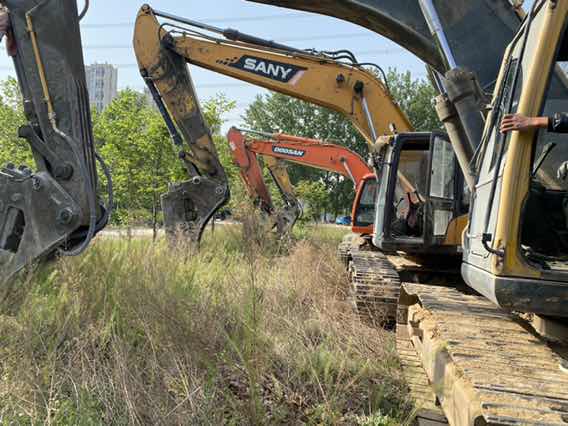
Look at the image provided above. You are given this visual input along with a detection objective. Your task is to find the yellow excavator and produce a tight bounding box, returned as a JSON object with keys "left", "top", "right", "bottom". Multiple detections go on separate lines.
{"left": 133, "top": 3, "right": 568, "bottom": 423}
{"left": 132, "top": 4, "right": 418, "bottom": 243}
{"left": 244, "top": 0, "right": 568, "bottom": 424}
{"left": 137, "top": 1, "right": 568, "bottom": 424}
{"left": 132, "top": 5, "right": 472, "bottom": 270}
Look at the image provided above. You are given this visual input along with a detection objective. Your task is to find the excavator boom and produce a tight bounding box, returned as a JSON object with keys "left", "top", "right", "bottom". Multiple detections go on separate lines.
{"left": 1, "top": 0, "right": 109, "bottom": 283}
{"left": 134, "top": 6, "right": 412, "bottom": 147}
{"left": 246, "top": 0, "right": 521, "bottom": 90}
{"left": 231, "top": 129, "right": 371, "bottom": 185}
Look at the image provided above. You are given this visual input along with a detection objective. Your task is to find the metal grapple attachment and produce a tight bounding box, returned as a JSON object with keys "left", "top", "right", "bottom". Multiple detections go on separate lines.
{"left": 0, "top": 0, "right": 109, "bottom": 283}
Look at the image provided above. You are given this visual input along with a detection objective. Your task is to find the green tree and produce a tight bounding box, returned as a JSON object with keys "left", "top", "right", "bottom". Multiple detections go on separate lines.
{"left": 94, "top": 90, "right": 174, "bottom": 229}
{"left": 295, "top": 180, "right": 328, "bottom": 223}
{"left": 385, "top": 68, "right": 439, "bottom": 131}
{"left": 243, "top": 93, "right": 366, "bottom": 219}
{"left": 0, "top": 77, "right": 32, "bottom": 167}
{"left": 0, "top": 77, "right": 238, "bottom": 231}
{"left": 94, "top": 90, "right": 236, "bottom": 231}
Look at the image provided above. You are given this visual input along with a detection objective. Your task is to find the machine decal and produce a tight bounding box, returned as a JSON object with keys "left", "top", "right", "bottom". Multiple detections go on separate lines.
{"left": 272, "top": 146, "right": 306, "bottom": 157}
{"left": 227, "top": 55, "right": 306, "bottom": 83}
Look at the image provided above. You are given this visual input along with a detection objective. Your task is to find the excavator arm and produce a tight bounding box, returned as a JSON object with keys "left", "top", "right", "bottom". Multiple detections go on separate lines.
{"left": 134, "top": 6, "right": 412, "bottom": 148}
{"left": 0, "top": 0, "right": 110, "bottom": 284}
{"left": 134, "top": 5, "right": 229, "bottom": 243}
{"left": 263, "top": 157, "right": 302, "bottom": 233}
{"left": 228, "top": 128, "right": 301, "bottom": 234}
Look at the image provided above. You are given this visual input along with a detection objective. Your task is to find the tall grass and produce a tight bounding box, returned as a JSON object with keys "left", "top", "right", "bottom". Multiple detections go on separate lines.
{"left": 0, "top": 220, "right": 411, "bottom": 425}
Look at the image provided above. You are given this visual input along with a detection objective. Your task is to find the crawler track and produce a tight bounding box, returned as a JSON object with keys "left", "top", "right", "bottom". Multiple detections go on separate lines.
{"left": 399, "top": 283, "right": 568, "bottom": 426}
{"left": 349, "top": 249, "right": 401, "bottom": 324}
{"left": 396, "top": 326, "right": 448, "bottom": 425}
{"left": 337, "top": 233, "right": 357, "bottom": 269}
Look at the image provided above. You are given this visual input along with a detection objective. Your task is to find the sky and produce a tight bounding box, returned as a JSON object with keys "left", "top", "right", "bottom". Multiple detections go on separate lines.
{"left": 0, "top": 0, "right": 533, "bottom": 129}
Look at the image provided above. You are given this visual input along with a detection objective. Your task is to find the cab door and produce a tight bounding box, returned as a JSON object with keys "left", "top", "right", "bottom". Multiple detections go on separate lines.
{"left": 425, "top": 133, "right": 459, "bottom": 247}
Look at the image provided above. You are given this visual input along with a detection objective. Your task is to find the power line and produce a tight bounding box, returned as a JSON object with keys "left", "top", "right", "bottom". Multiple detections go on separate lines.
{"left": 46, "top": 48, "right": 406, "bottom": 71}
{"left": 81, "top": 12, "right": 311, "bottom": 29}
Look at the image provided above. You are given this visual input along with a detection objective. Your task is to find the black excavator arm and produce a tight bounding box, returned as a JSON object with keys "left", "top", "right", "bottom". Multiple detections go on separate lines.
{"left": 0, "top": 0, "right": 110, "bottom": 284}
{"left": 246, "top": 0, "right": 522, "bottom": 91}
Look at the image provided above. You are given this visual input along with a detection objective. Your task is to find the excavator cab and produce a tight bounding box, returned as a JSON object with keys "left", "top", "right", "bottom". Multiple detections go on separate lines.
{"left": 463, "top": 0, "right": 568, "bottom": 317}
{"left": 371, "top": 132, "right": 466, "bottom": 254}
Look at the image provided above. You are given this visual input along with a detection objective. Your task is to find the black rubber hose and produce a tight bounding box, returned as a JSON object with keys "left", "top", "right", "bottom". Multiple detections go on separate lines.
{"left": 78, "top": 0, "right": 89, "bottom": 21}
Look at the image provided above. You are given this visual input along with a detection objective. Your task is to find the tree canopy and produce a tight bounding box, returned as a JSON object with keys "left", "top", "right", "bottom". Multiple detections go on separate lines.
{"left": 93, "top": 90, "right": 236, "bottom": 225}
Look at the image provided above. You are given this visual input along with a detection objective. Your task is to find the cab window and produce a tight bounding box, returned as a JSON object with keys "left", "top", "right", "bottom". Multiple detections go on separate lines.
{"left": 430, "top": 136, "right": 455, "bottom": 199}
{"left": 354, "top": 179, "right": 377, "bottom": 227}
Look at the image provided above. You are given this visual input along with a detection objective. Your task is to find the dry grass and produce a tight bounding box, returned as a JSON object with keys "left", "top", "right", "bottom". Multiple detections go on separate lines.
{"left": 0, "top": 217, "right": 412, "bottom": 425}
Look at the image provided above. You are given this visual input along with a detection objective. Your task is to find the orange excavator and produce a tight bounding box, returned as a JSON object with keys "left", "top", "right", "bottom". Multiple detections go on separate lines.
{"left": 227, "top": 128, "right": 376, "bottom": 235}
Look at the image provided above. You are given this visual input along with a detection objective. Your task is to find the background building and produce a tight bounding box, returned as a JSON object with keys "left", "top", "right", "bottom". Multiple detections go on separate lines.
{"left": 86, "top": 63, "right": 118, "bottom": 112}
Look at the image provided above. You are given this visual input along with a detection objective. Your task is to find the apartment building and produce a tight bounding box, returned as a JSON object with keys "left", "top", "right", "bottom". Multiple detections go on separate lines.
{"left": 86, "top": 63, "right": 118, "bottom": 112}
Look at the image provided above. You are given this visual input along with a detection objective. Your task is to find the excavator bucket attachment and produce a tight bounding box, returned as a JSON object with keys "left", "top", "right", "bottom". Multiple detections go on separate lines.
{"left": 246, "top": 0, "right": 521, "bottom": 90}
{"left": 265, "top": 157, "right": 302, "bottom": 235}
{"left": 0, "top": 0, "right": 108, "bottom": 284}
{"left": 134, "top": 6, "right": 229, "bottom": 244}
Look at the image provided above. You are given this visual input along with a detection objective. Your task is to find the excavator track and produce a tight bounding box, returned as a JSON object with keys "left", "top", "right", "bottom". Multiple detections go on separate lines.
{"left": 337, "top": 233, "right": 357, "bottom": 269}
{"left": 399, "top": 283, "right": 568, "bottom": 426}
{"left": 349, "top": 249, "right": 401, "bottom": 325}
{"left": 396, "top": 326, "right": 448, "bottom": 425}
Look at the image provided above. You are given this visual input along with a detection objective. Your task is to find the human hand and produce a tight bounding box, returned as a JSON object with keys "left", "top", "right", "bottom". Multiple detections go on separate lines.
{"left": 500, "top": 114, "right": 548, "bottom": 133}
{"left": 0, "top": 8, "right": 16, "bottom": 57}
